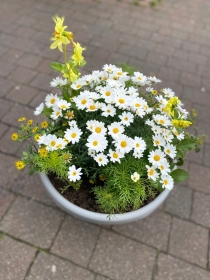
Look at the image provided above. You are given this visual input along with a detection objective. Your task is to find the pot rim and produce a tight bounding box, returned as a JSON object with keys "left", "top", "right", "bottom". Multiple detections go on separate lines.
{"left": 40, "top": 173, "right": 171, "bottom": 224}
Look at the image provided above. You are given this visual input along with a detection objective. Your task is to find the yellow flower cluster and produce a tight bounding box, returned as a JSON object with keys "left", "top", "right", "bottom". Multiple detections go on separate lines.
{"left": 165, "top": 97, "right": 180, "bottom": 116}
{"left": 171, "top": 119, "right": 192, "bottom": 128}
{"left": 38, "top": 146, "right": 48, "bottom": 157}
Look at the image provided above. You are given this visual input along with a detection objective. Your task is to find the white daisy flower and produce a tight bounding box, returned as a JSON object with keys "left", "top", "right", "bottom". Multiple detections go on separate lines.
{"left": 133, "top": 136, "right": 146, "bottom": 151}
{"left": 146, "top": 165, "right": 159, "bottom": 181}
{"left": 101, "top": 104, "right": 116, "bottom": 117}
{"left": 71, "top": 78, "right": 85, "bottom": 90}
{"left": 73, "top": 93, "right": 91, "bottom": 110}
{"left": 103, "top": 64, "right": 117, "bottom": 74}
{"left": 107, "top": 122, "right": 124, "bottom": 138}
{"left": 34, "top": 103, "right": 44, "bottom": 115}
{"left": 86, "top": 102, "right": 98, "bottom": 112}
{"left": 133, "top": 150, "right": 143, "bottom": 159}
{"left": 37, "top": 134, "right": 48, "bottom": 146}
{"left": 68, "top": 165, "right": 82, "bottom": 182}
{"left": 68, "top": 120, "right": 77, "bottom": 128}
{"left": 162, "top": 88, "right": 175, "bottom": 98}
{"left": 91, "top": 120, "right": 107, "bottom": 135}
{"left": 114, "top": 135, "right": 133, "bottom": 154}
{"left": 94, "top": 153, "right": 108, "bottom": 166}
{"left": 135, "top": 108, "right": 146, "bottom": 118}
{"left": 64, "top": 110, "right": 74, "bottom": 120}
{"left": 131, "top": 172, "right": 140, "bottom": 182}
{"left": 88, "top": 91, "right": 100, "bottom": 100}
{"left": 98, "top": 70, "right": 109, "bottom": 82}
{"left": 119, "top": 112, "right": 134, "bottom": 126}
{"left": 50, "top": 76, "right": 68, "bottom": 87}
{"left": 51, "top": 106, "right": 62, "bottom": 120}
{"left": 108, "top": 149, "right": 124, "bottom": 163}
{"left": 45, "top": 93, "right": 59, "bottom": 108}
{"left": 147, "top": 76, "right": 161, "bottom": 83}
{"left": 88, "top": 149, "right": 96, "bottom": 157}
{"left": 132, "top": 97, "right": 147, "bottom": 111}
{"left": 57, "top": 99, "right": 71, "bottom": 110}
{"left": 146, "top": 87, "right": 153, "bottom": 92}
{"left": 151, "top": 125, "right": 162, "bottom": 135}
{"left": 45, "top": 134, "right": 58, "bottom": 151}
{"left": 86, "top": 134, "right": 108, "bottom": 152}
{"left": 146, "top": 119, "right": 155, "bottom": 127}
{"left": 148, "top": 149, "right": 166, "bottom": 167}
{"left": 83, "top": 74, "right": 94, "bottom": 85}
{"left": 127, "top": 86, "right": 139, "bottom": 97}
{"left": 153, "top": 114, "right": 171, "bottom": 127}
{"left": 56, "top": 138, "right": 67, "bottom": 149}
{"left": 172, "top": 128, "right": 185, "bottom": 140}
{"left": 115, "top": 93, "right": 129, "bottom": 109}
{"left": 159, "top": 159, "right": 171, "bottom": 175}
{"left": 160, "top": 174, "right": 174, "bottom": 190}
{"left": 132, "top": 72, "right": 147, "bottom": 86}
{"left": 153, "top": 134, "right": 165, "bottom": 147}
{"left": 64, "top": 127, "right": 83, "bottom": 144}
{"left": 164, "top": 144, "right": 177, "bottom": 159}
{"left": 162, "top": 130, "right": 174, "bottom": 143}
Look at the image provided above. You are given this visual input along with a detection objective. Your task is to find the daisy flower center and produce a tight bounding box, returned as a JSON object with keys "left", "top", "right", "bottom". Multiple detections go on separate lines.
{"left": 81, "top": 99, "right": 87, "bottom": 104}
{"left": 135, "top": 103, "right": 140, "bottom": 107}
{"left": 113, "top": 128, "right": 119, "bottom": 134}
{"left": 61, "top": 105, "right": 67, "bottom": 109}
{"left": 154, "top": 155, "right": 160, "bottom": 161}
{"left": 105, "top": 91, "right": 111, "bottom": 96}
{"left": 50, "top": 141, "right": 56, "bottom": 146}
{"left": 160, "top": 120, "right": 165, "bottom": 125}
{"left": 124, "top": 117, "right": 128, "bottom": 121}
{"left": 138, "top": 77, "right": 142, "bottom": 80}
{"left": 119, "top": 98, "right": 125, "bottom": 104}
{"left": 93, "top": 141, "right": 98, "bottom": 146}
{"left": 166, "top": 149, "right": 170, "bottom": 154}
{"left": 72, "top": 171, "right": 77, "bottom": 176}
{"left": 50, "top": 99, "right": 55, "bottom": 104}
{"left": 99, "top": 158, "right": 103, "bottom": 162}
{"left": 56, "top": 112, "right": 60, "bottom": 116}
{"left": 76, "top": 84, "right": 81, "bottom": 89}
{"left": 136, "top": 143, "right": 140, "bottom": 147}
{"left": 90, "top": 105, "right": 96, "bottom": 110}
{"left": 155, "top": 140, "right": 160, "bottom": 145}
{"left": 71, "top": 133, "right": 77, "bottom": 138}
{"left": 113, "top": 152, "right": 118, "bottom": 158}
{"left": 95, "top": 127, "right": 101, "bottom": 133}
{"left": 149, "top": 170, "right": 154, "bottom": 176}
{"left": 163, "top": 179, "right": 168, "bottom": 185}
{"left": 121, "top": 141, "right": 127, "bottom": 148}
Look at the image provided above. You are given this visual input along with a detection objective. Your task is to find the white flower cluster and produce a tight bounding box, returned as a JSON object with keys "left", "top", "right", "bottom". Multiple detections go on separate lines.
{"left": 34, "top": 64, "right": 189, "bottom": 189}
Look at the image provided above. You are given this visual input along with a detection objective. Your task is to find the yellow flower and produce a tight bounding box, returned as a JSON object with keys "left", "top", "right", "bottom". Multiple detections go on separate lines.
{"left": 50, "top": 16, "right": 73, "bottom": 52}
{"left": 11, "top": 133, "right": 18, "bottom": 141}
{"left": 71, "top": 43, "right": 86, "bottom": 66}
{"left": 41, "top": 121, "right": 48, "bottom": 128}
{"left": 152, "top": 90, "right": 158, "bottom": 95}
{"left": 18, "top": 117, "right": 26, "bottom": 122}
{"left": 15, "top": 161, "right": 25, "bottom": 170}
{"left": 32, "top": 126, "right": 38, "bottom": 133}
{"left": 62, "top": 64, "right": 79, "bottom": 83}
{"left": 171, "top": 119, "right": 192, "bottom": 128}
{"left": 38, "top": 147, "right": 48, "bottom": 157}
{"left": 27, "top": 119, "right": 33, "bottom": 125}
{"left": 34, "top": 134, "right": 41, "bottom": 141}
{"left": 165, "top": 96, "right": 180, "bottom": 116}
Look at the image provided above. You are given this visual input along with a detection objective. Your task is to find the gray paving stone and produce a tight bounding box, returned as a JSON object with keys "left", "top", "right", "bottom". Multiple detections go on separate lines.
{"left": 0, "top": 126, "right": 22, "bottom": 154}
{"left": 89, "top": 229, "right": 156, "bottom": 280}
{"left": 25, "top": 252, "right": 95, "bottom": 280}
{"left": 0, "top": 153, "right": 22, "bottom": 189}
{"left": 0, "top": 196, "right": 65, "bottom": 248}
{"left": 154, "top": 253, "right": 210, "bottom": 280}
{"left": 30, "top": 73, "right": 53, "bottom": 91}
{"left": 51, "top": 216, "right": 100, "bottom": 267}
{"left": 0, "top": 187, "right": 15, "bottom": 219}
{"left": 0, "top": 235, "right": 36, "bottom": 280}
{"left": 169, "top": 217, "right": 208, "bottom": 267}
{"left": 12, "top": 173, "right": 55, "bottom": 206}
{"left": 191, "top": 191, "right": 210, "bottom": 228}
{"left": 164, "top": 184, "right": 192, "bottom": 219}
{"left": 0, "top": 123, "right": 8, "bottom": 139}
{"left": 113, "top": 210, "right": 171, "bottom": 251}
{"left": 0, "top": 77, "right": 15, "bottom": 97}
{"left": 188, "top": 163, "right": 210, "bottom": 194}
{"left": 6, "top": 84, "right": 39, "bottom": 105}
{"left": 10, "top": 66, "right": 37, "bottom": 84}
{"left": 95, "top": 275, "right": 111, "bottom": 280}
{"left": 0, "top": 98, "right": 13, "bottom": 119}
{"left": 204, "top": 144, "right": 210, "bottom": 167}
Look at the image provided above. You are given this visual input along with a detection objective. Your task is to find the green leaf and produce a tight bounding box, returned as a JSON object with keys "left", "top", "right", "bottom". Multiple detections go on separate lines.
{"left": 79, "top": 60, "right": 86, "bottom": 67}
{"left": 173, "top": 109, "right": 179, "bottom": 119}
{"left": 42, "top": 107, "right": 53, "bottom": 118}
{"left": 29, "top": 164, "right": 36, "bottom": 175}
{"left": 177, "top": 139, "right": 196, "bottom": 152}
{"left": 50, "top": 62, "right": 63, "bottom": 72}
{"left": 170, "top": 169, "right": 189, "bottom": 183}
{"left": 176, "top": 158, "right": 184, "bottom": 166}
{"left": 176, "top": 149, "right": 184, "bottom": 158}
{"left": 62, "top": 88, "right": 71, "bottom": 101}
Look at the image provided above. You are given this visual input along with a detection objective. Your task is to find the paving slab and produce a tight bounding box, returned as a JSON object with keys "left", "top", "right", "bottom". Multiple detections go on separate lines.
{"left": 51, "top": 216, "right": 100, "bottom": 267}
{"left": 113, "top": 210, "right": 171, "bottom": 251}
{"left": 191, "top": 191, "right": 210, "bottom": 228}
{"left": 169, "top": 217, "right": 208, "bottom": 268}
{"left": 89, "top": 229, "right": 156, "bottom": 280}
{"left": 188, "top": 163, "right": 210, "bottom": 194}
{"left": 0, "top": 235, "right": 36, "bottom": 280}
{"left": 0, "top": 196, "right": 65, "bottom": 248}
{"left": 26, "top": 252, "right": 95, "bottom": 280}
{"left": 0, "top": 187, "right": 15, "bottom": 219}
{"left": 154, "top": 253, "right": 210, "bottom": 280}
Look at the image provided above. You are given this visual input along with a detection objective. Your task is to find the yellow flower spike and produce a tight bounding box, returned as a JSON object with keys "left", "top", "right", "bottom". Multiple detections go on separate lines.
{"left": 71, "top": 42, "right": 86, "bottom": 66}
{"left": 11, "top": 133, "right": 18, "bottom": 141}
{"left": 171, "top": 119, "right": 192, "bottom": 128}
{"left": 50, "top": 16, "right": 73, "bottom": 53}
{"left": 15, "top": 161, "right": 25, "bottom": 170}
{"left": 41, "top": 121, "right": 48, "bottom": 128}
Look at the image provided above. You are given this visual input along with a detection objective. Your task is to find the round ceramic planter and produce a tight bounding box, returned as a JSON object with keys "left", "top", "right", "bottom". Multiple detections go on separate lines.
{"left": 40, "top": 173, "right": 171, "bottom": 225}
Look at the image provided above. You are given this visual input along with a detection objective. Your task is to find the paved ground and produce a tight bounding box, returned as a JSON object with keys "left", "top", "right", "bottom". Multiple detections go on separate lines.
{"left": 0, "top": 0, "right": 210, "bottom": 279}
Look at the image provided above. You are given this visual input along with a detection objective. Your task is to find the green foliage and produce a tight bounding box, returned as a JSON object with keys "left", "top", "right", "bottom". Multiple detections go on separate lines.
{"left": 50, "top": 62, "right": 64, "bottom": 72}
{"left": 118, "top": 63, "right": 136, "bottom": 75}
{"left": 94, "top": 155, "right": 158, "bottom": 214}
{"left": 170, "top": 169, "right": 189, "bottom": 183}
{"left": 33, "top": 151, "right": 69, "bottom": 180}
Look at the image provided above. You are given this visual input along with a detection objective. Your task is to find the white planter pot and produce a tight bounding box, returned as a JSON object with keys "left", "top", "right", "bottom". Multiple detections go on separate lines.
{"left": 40, "top": 173, "right": 171, "bottom": 225}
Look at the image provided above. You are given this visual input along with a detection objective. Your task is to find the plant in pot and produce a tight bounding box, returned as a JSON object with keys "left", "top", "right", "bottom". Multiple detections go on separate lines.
{"left": 12, "top": 17, "right": 204, "bottom": 224}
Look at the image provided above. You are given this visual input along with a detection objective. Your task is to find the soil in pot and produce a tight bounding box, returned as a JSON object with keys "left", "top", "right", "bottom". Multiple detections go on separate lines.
{"left": 48, "top": 173, "right": 161, "bottom": 214}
